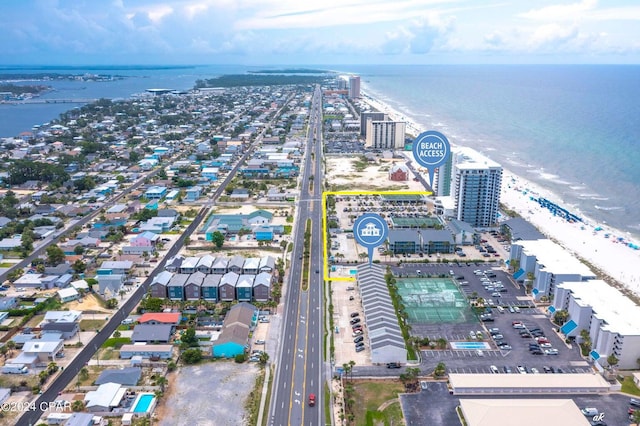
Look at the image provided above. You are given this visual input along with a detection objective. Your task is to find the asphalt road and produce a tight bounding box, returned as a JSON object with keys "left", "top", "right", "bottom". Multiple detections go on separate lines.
{"left": 270, "top": 86, "right": 324, "bottom": 426}
{"left": 16, "top": 129, "right": 261, "bottom": 426}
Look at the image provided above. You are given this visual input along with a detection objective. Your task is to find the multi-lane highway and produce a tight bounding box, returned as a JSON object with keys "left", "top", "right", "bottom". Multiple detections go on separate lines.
{"left": 270, "top": 86, "right": 325, "bottom": 426}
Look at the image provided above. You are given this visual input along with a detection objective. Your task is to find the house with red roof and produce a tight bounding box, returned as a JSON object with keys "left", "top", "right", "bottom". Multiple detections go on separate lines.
{"left": 137, "top": 312, "right": 181, "bottom": 326}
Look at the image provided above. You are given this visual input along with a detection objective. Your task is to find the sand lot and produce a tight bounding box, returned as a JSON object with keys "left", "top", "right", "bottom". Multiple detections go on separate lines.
{"left": 325, "top": 157, "right": 426, "bottom": 192}
{"left": 157, "top": 362, "right": 260, "bottom": 426}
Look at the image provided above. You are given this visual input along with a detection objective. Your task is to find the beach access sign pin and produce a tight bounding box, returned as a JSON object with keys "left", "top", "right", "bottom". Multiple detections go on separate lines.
{"left": 353, "top": 213, "right": 389, "bottom": 266}
{"left": 412, "top": 130, "right": 451, "bottom": 187}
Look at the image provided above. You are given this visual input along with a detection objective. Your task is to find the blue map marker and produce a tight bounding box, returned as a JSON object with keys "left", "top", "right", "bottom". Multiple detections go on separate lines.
{"left": 353, "top": 213, "right": 389, "bottom": 266}
{"left": 412, "top": 130, "right": 451, "bottom": 187}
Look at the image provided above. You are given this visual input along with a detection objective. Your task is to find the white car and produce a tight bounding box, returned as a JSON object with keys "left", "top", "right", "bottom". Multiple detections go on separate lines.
{"left": 255, "top": 339, "right": 265, "bottom": 345}
{"left": 531, "top": 368, "right": 540, "bottom": 374}
{"left": 545, "top": 348, "right": 559, "bottom": 355}
{"left": 420, "top": 381, "right": 428, "bottom": 390}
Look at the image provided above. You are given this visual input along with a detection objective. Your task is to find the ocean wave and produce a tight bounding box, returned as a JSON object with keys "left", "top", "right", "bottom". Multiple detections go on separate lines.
{"left": 595, "top": 205, "right": 624, "bottom": 211}
{"left": 569, "top": 185, "right": 587, "bottom": 190}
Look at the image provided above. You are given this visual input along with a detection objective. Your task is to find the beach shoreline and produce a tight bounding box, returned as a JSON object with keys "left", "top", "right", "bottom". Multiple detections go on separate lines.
{"left": 359, "top": 88, "right": 640, "bottom": 298}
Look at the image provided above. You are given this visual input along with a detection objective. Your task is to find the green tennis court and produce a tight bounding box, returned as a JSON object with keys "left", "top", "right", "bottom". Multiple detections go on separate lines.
{"left": 396, "top": 278, "right": 475, "bottom": 324}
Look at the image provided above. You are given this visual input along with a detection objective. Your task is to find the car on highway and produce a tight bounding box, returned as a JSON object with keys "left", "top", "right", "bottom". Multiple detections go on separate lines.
{"left": 308, "top": 394, "right": 316, "bottom": 406}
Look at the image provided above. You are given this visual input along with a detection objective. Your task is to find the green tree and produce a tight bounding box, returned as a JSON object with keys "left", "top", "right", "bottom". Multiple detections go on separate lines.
{"left": 211, "top": 231, "right": 225, "bottom": 249}
{"left": 234, "top": 353, "right": 246, "bottom": 363}
{"left": 72, "top": 259, "right": 86, "bottom": 274}
{"left": 141, "top": 297, "right": 164, "bottom": 312}
{"left": 182, "top": 349, "right": 202, "bottom": 364}
{"left": 180, "top": 327, "right": 198, "bottom": 348}
{"left": 106, "top": 298, "right": 118, "bottom": 309}
{"left": 553, "top": 309, "right": 569, "bottom": 326}
{"left": 46, "top": 245, "right": 66, "bottom": 266}
{"left": 606, "top": 354, "right": 618, "bottom": 368}
{"left": 433, "top": 362, "right": 446, "bottom": 378}
{"left": 71, "top": 400, "right": 85, "bottom": 412}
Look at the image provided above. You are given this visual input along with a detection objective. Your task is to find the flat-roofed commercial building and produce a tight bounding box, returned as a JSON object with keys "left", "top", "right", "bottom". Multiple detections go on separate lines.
{"left": 459, "top": 399, "right": 591, "bottom": 426}
{"left": 449, "top": 373, "right": 610, "bottom": 395}
{"left": 554, "top": 279, "right": 640, "bottom": 369}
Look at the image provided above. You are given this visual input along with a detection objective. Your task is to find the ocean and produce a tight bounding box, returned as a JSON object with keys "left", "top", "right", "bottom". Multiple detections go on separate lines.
{"left": 1, "top": 64, "right": 639, "bottom": 240}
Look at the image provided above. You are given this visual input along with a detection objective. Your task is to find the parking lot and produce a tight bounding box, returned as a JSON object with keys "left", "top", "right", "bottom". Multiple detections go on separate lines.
{"left": 400, "top": 383, "right": 634, "bottom": 426}
{"left": 332, "top": 280, "right": 370, "bottom": 366}
{"left": 389, "top": 262, "right": 589, "bottom": 376}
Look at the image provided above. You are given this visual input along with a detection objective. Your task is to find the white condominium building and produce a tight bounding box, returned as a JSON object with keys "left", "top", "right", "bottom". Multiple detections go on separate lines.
{"left": 510, "top": 239, "right": 596, "bottom": 299}
{"left": 365, "top": 121, "right": 406, "bottom": 150}
{"left": 452, "top": 147, "right": 502, "bottom": 227}
{"left": 553, "top": 280, "right": 640, "bottom": 370}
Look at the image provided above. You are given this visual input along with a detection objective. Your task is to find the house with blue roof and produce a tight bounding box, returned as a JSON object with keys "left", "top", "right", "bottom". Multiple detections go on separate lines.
{"left": 144, "top": 186, "right": 167, "bottom": 200}
{"left": 185, "top": 186, "right": 202, "bottom": 202}
{"left": 201, "top": 167, "right": 218, "bottom": 181}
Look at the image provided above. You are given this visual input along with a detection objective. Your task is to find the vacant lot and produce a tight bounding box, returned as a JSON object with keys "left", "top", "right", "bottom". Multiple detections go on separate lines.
{"left": 158, "top": 361, "right": 259, "bottom": 426}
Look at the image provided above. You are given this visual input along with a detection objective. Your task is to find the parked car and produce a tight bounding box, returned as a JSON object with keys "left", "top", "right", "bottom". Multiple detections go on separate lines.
{"left": 355, "top": 346, "right": 365, "bottom": 352}
{"left": 354, "top": 336, "right": 364, "bottom": 343}
{"left": 350, "top": 312, "right": 360, "bottom": 318}
{"left": 386, "top": 362, "right": 401, "bottom": 369}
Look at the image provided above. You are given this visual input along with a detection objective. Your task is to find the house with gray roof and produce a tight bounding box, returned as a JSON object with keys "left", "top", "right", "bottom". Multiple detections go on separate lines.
{"left": 149, "top": 271, "right": 173, "bottom": 299}
{"left": 228, "top": 255, "right": 245, "bottom": 274}
{"left": 131, "top": 324, "right": 173, "bottom": 343}
{"left": 211, "top": 257, "right": 229, "bottom": 274}
{"left": 219, "top": 272, "right": 239, "bottom": 301}
{"left": 184, "top": 272, "right": 205, "bottom": 300}
{"left": 167, "top": 274, "right": 189, "bottom": 300}
{"left": 202, "top": 274, "right": 221, "bottom": 301}
{"left": 253, "top": 272, "right": 272, "bottom": 302}
{"left": 95, "top": 367, "right": 142, "bottom": 386}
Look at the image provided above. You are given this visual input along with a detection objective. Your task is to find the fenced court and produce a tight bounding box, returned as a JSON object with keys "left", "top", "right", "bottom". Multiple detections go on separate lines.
{"left": 396, "top": 278, "right": 475, "bottom": 324}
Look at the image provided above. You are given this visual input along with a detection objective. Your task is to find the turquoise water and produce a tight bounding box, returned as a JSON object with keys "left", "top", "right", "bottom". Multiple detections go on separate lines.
{"left": 450, "top": 342, "right": 491, "bottom": 350}
{"left": 349, "top": 269, "right": 357, "bottom": 275}
{"left": 133, "top": 394, "right": 154, "bottom": 413}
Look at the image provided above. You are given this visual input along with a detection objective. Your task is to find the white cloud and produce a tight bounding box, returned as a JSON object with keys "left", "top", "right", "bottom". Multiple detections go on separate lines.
{"left": 529, "top": 23, "right": 579, "bottom": 49}
{"left": 519, "top": 0, "right": 597, "bottom": 21}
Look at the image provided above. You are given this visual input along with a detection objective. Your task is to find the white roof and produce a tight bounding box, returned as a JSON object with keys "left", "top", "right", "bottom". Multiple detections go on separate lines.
{"left": 57, "top": 287, "right": 79, "bottom": 299}
{"left": 243, "top": 257, "right": 260, "bottom": 270}
{"left": 558, "top": 280, "right": 640, "bottom": 335}
{"left": 236, "top": 275, "right": 254, "bottom": 288}
{"left": 85, "top": 382, "right": 126, "bottom": 409}
{"left": 459, "top": 399, "right": 590, "bottom": 426}
{"left": 70, "top": 279, "right": 89, "bottom": 290}
{"left": 181, "top": 256, "right": 200, "bottom": 269}
{"left": 44, "top": 310, "right": 82, "bottom": 323}
{"left": 453, "top": 146, "right": 502, "bottom": 169}
{"left": 22, "top": 340, "right": 62, "bottom": 353}
{"left": 516, "top": 239, "right": 595, "bottom": 277}
{"left": 449, "top": 373, "right": 610, "bottom": 390}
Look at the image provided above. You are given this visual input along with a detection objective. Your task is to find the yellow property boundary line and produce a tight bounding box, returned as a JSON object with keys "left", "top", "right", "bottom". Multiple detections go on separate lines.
{"left": 321, "top": 190, "right": 433, "bottom": 282}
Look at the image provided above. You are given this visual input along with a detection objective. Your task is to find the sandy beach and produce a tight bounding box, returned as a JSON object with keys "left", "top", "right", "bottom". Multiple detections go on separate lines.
{"left": 359, "top": 90, "right": 640, "bottom": 297}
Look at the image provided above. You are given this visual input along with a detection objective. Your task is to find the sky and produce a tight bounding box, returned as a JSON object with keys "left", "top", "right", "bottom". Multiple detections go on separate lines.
{"left": 1, "top": 0, "right": 639, "bottom": 65}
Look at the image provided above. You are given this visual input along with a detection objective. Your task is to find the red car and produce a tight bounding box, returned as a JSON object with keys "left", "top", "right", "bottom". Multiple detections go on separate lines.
{"left": 308, "top": 393, "right": 316, "bottom": 407}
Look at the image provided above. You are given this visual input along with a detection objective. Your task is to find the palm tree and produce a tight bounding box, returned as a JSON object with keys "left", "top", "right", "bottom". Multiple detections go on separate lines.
{"left": 155, "top": 376, "right": 168, "bottom": 392}
{"left": 348, "top": 360, "right": 356, "bottom": 382}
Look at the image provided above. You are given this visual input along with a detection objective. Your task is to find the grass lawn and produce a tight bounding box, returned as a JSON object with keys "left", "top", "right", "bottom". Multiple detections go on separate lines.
{"left": 351, "top": 380, "right": 405, "bottom": 426}
{"left": 621, "top": 376, "right": 640, "bottom": 396}
{"left": 79, "top": 319, "right": 106, "bottom": 331}
{"left": 25, "top": 313, "right": 45, "bottom": 327}
{"left": 0, "top": 262, "right": 14, "bottom": 267}
{"left": 69, "top": 365, "right": 104, "bottom": 389}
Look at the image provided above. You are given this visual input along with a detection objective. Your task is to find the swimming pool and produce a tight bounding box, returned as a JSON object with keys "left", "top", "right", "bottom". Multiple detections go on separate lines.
{"left": 449, "top": 341, "right": 491, "bottom": 350}
{"left": 349, "top": 269, "right": 358, "bottom": 275}
{"left": 131, "top": 393, "right": 156, "bottom": 413}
